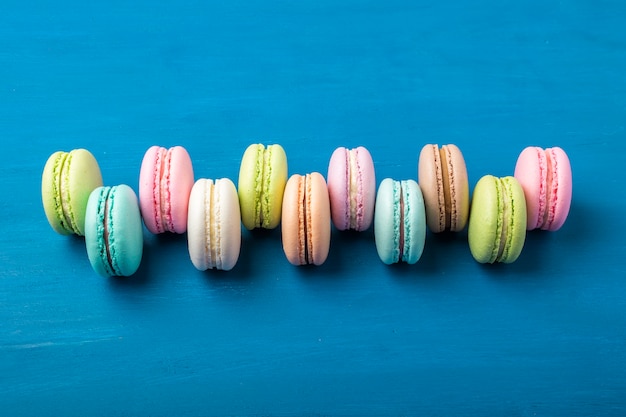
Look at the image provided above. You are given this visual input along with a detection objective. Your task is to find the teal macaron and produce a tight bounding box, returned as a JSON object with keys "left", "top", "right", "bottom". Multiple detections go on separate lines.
{"left": 374, "top": 178, "right": 426, "bottom": 264}
{"left": 468, "top": 175, "right": 527, "bottom": 263}
{"left": 85, "top": 185, "right": 144, "bottom": 277}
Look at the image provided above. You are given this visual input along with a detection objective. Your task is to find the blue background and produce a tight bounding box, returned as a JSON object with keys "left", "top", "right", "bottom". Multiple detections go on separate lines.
{"left": 2, "top": 0, "right": 625, "bottom": 415}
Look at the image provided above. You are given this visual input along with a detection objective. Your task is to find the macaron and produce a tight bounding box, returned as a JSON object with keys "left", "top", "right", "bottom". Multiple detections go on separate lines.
{"left": 281, "top": 172, "right": 331, "bottom": 266}
{"left": 374, "top": 178, "right": 426, "bottom": 265}
{"left": 42, "top": 149, "right": 103, "bottom": 236}
{"left": 514, "top": 146, "right": 572, "bottom": 231}
{"left": 468, "top": 175, "right": 527, "bottom": 264}
{"left": 85, "top": 185, "right": 144, "bottom": 277}
{"left": 418, "top": 144, "right": 470, "bottom": 233}
{"left": 238, "top": 143, "right": 288, "bottom": 230}
{"left": 139, "top": 146, "right": 194, "bottom": 234}
{"left": 187, "top": 178, "right": 242, "bottom": 271}
{"left": 326, "top": 146, "right": 376, "bottom": 231}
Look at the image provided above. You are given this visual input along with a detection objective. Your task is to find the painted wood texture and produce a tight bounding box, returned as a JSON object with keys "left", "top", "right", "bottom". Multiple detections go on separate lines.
{"left": 1, "top": 1, "right": 625, "bottom": 415}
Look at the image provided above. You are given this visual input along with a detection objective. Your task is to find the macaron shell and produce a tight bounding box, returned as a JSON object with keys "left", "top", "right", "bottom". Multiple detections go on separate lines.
{"left": 374, "top": 178, "right": 399, "bottom": 264}
{"left": 307, "top": 172, "right": 331, "bottom": 265}
{"left": 139, "top": 146, "right": 163, "bottom": 234}
{"left": 546, "top": 147, "right": 572, "bottom": 231}
{"left": 263, "top": 144, "right": 288, "bottom": 229}
{"left": 281, "top": 173, "right": 331, "bottom": 266}
{"left": 187, "top": 178, "right": 241, "bottom": 271}
{"left": 354, "top": 147, "right": 376, "bottom": 231}
{"left": 327, "top": 147, "right": 350, "bottom": 230}
{"left": 401, "top": 179, "right": 426, "bottom": 264}
{"left": 167, "top": 146, "right": 195, "bottom": 233}
{"left": 281, "top": 174, "right": 305, "bottom": 265}
{"left": 514, "top": 146, "right": 545, "bottom": 230}
{"left": 418, "top": 144, "right": 446, "bottom": 233}
{"left": 444, "top": 144, "right": 470, "bottom": 232}
{"left": 42, "top": 149, "right": 103, "bottom": 236}
{"left": 327, "top": 146, "right": 376, "bottom": 231}
{"left": 468, "top": 175, "right": 501, "bottom": 263}
{"left": 500, "top": 176, "right": 527, "bottom": 263}
{"left": 85, "top": 185, "right": 143, "bottom": 277}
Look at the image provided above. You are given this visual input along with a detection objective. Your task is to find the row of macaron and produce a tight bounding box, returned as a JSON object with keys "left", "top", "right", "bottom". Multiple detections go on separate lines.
{"left": 41, "top": 144, "right": 572, "bottom": 276}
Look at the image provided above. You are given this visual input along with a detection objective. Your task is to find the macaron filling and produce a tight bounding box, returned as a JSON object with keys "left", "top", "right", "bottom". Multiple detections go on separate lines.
{"left": 204, "top": 180, "right": 223, "bottom": 269}
{"left": 261, "top": 146, "right": 274, "bottom": 228}
{"left": 390, "top": 180, "right": 414, "bottom": 263}
{"left": 96, "top": 187, "right": 119, "bottom": 277}
{"left": 53, "top": 152, "right": 81, "bottom": 235}
{"left": 347, "top": 148, "right": 362, "bottom": 230}
{"left": 439, "top": 147, "right": 451, "bottom": 230}
{"left": 543, "top": 148, "right": 559, "bottom": 230}
{"left": 52, "top": 152, "right": 71, "bottom": 233}
{"left": 492, "top": 178, "right": 518, "bottom": 263}
{"left": 149, "top": 147, "right": 177, "bottom": 233}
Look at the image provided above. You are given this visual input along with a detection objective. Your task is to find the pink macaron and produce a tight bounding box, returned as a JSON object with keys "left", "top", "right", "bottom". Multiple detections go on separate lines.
{"left": 139, "top": 146, "right": 195, "bottom": 234}
{"left": 326, "top": 146, "right": 376, "bottom": 231}
{"left": 514, "top": 146, "right": 572, "bottom": 231}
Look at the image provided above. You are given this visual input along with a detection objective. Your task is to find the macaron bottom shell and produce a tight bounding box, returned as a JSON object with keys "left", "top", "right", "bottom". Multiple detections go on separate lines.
{"left": 374, "top": 178, "right": 426, "bottom": 265}
{"left": 187, "top": 178, "right": 242, "bottom": 271}
{"left": 85, "top": 185, "right": 144, "bottom": 277}
{"left": 468, "top": 175, "right": 527, "bottom": 264}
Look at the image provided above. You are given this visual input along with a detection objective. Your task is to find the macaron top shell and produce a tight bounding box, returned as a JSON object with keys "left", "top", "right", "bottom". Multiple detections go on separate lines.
{"left": 42, "top": 149, "right": 103, "bottom": 236}
{"left": 374, "top": 178, "right": 426, "bottom": 265}
{"left": 327, "top": 146, "right": 376, "bottom": 231}
{"left": 139, "top": 146, "right": 194, "bottom": 234}
{"left": 468, "top": 175, "right": 527, "bottom": 264}
{"left": 187, "top": 178, "right": 241, "bottom": 271}
{"left": 514, "top": 146, "right": 572, "bottom": 231}
{"left": 238, "top": 143, "right": 288, "bottom": 230}
{"left": 281, "top": 172, "right": 331, "bottom": 266}
{"left": 418, "top": 144, "right": 469, "bottom": 233}
{"left": 85, "top": 185, "right": 143, "bottom": 277}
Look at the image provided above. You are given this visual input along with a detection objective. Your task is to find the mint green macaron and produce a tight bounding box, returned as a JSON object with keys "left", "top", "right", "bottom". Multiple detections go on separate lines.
{"left": 85, "top": 185, "right": 143, "bottom": 277}
{"left": 468, "top": 175, "right": 527, "bottom": 264}
{"left": 374, "top": 178, "right": 426, "bottom": 264}
{"left": 42, "top": 149, "right": 103, "bottom": 236}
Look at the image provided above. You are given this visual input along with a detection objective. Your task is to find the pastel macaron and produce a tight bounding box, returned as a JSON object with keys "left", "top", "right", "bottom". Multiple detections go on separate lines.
{"left": 139, "top": 146, "right": 194, "bottom": 234}
{"left": 374, "top": 179, "right": 426, "bottom": 265}
{"left": 238, "top": 143, "right": 288, "bottom": 230}
{"left": 85, "top": 185, "right": 144, "bottom": 277}
{"left": 418, "top": 144, "right": 470, "bottom": 233}
{"left": 514, "top": 146, "right": 572, "bottom": 231}
{"left": 468, "top": 175, "right": 527, "bottom": 264}
{"left": 281, "top": 172, "right": 331, "bottom": 266}
{"left": 326, "top": 146, "right": 376, "bottom": 231}
{"left": 42, "top": 149, "right": 103, "bottom": 236}
{"left": 187, "top": 178, "right": 242, "bottom": 271}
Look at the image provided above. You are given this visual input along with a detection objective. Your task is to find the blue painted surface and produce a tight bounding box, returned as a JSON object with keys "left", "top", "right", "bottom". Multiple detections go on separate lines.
{"left": 1, "top": 0, "right": 625, "bottom": 415}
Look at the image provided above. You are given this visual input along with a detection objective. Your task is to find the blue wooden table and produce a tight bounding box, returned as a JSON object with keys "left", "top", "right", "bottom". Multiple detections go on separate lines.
{"left": 2, "top": 1, "right": 625, "bottom": 415}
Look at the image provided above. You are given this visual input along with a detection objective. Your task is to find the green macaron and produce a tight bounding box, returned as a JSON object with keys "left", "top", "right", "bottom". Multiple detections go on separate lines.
{"left": 85, "top": 185, "right": 143, "bottom": 277}
{"left": 238, "top": 143, "right": 288, "bottom": 230}
{"left": 468, "top": 175, "right": 527, "bottom": 264}
{"left": 42, "top": 149, "right": 103, "bottom": 236}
